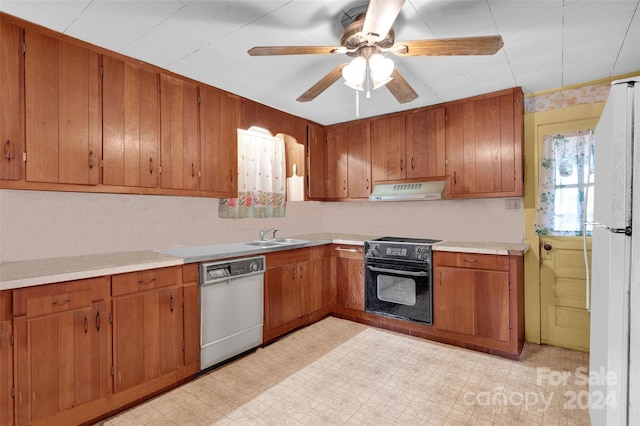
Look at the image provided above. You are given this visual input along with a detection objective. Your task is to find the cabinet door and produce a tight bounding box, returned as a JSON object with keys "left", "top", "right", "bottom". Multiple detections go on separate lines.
{"left": 199, "top": 86, "right": 239, "bottom": 196}
{"left": 0, "top": 319, "right": 13, "bottom": 426}
{"left": 371, "top": 115, "right": 406, "bottom": 182}
{"left": 297, "top": 258, "right": 323, "bottom": 317}
{"left": 160, "top": 74, "right": 199, "bottom": 190}
{"left": 264, "top": 264, "right": 299, "bottom": 330}
{"left": 0, "top": 20, "right": 23, "bottom": 181}
{"left": 347, "top": 121, "right": 371, "bottom": 198}
{"left": 24, "top": 30, "right": 101, "bottom": 185}
{"left": 13, "top": 301, "right": 109, "bottom": 424}
{"left": 445, "top": 89, "right": 522, "bottom": 197}
{"left": 326, "top": 125, "right": 348, "bottom": 199}
{"left": 112, "top": 287, "right": 182, "bottom": 393}
{"left": 474, "top": 270, "right": 510, "bottom": 342}
{"left": 336, "top": 257, "right": 364, "bottom": 311}
{"left": 434, "top": 267, "right": 474, "bottom": 334}
{"left": 408, "top": 107, "right": 446, "bottom": 179}
{"left": 102, "top": 55, "right": 160, "bottom": 187}
{"left": 307, "top": 123, "right": 327, "bottom": 199}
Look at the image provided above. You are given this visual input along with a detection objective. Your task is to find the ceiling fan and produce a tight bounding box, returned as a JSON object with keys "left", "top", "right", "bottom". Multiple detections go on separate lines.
{"left": 248, "top": 0, "right": 504, "bottom": 104}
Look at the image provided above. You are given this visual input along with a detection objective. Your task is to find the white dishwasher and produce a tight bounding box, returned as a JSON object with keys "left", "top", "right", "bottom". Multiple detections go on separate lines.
{"left": 199, "top": 256, "right": 265, "bottom": 371}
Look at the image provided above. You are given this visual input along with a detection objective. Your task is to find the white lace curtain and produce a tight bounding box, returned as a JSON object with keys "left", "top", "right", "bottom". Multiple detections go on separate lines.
{"left": 535, "top": 130, "right": 595, "bottom": 236}
{"left": 218, "top": 127, "right": 286, "bottom": 218}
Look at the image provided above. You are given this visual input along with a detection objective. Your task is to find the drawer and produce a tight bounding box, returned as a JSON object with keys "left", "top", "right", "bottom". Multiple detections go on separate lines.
{"left": 330, "top": 244, "right": 364, "bottom": 259}
{"left": 13, "top": 276, "right": 110, "bottom": 317}
{"left": 112, "top": 266, "right": 179, "bottom": 297}
{"left": 434, "top": 251, "right": 509, "bottom": 271}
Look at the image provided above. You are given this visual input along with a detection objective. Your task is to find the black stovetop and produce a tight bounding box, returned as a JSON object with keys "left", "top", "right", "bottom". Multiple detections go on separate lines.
{"left": 372, "top": 237, "right": 441, "bottom": 245}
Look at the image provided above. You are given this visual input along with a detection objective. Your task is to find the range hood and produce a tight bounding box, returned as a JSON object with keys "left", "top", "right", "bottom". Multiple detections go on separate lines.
{"left": 369, "top": 181, "right": 446, "bottom": 201}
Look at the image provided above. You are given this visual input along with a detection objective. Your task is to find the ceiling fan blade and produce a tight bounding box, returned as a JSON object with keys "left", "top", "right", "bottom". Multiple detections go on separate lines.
{"left": 248, "top": 46, "right": 342, "bottom": 56}
{"left": 391, "top": 35, "right": 504, "bottom": 56}
{"left": 385, "top": 69, "right": 418, "bottom": 104}
{"left": 297, "top": 63, "right": 348, "bottom": 102}
{"left": 362, "top": 0, "right": 406, "bottom": 43}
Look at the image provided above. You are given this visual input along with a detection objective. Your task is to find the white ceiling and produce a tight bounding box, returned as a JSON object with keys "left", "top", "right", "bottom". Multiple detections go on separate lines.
{"left": 2, "top": 0, "right": 639, "bottom": 125}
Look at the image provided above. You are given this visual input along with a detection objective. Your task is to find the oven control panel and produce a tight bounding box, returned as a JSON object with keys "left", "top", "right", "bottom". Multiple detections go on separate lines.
{"left": 365, "top": 240, "right": 434, "bottom": 263}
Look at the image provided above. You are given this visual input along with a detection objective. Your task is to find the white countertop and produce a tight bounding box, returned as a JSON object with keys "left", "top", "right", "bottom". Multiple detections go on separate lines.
{"left": 433, "top": 241, "right": 529, "bottom": 255}
{"left": 0, "top": 235, "right": 528, "bottom": 291}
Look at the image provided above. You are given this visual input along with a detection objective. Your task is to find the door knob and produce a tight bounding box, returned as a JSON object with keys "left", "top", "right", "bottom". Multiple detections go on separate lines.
{"left": 543, "top": 243, "right": 552, "bottom": 251}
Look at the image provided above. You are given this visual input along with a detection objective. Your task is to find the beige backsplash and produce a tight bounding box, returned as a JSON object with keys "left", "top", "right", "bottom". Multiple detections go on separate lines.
{"left": 0, "top": 189, "right": 524, "bottom": 262}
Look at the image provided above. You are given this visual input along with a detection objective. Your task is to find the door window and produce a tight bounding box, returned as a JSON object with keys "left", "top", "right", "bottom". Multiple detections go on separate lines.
{"left": 535, "top": 130, "right": 595, "bottom": 236}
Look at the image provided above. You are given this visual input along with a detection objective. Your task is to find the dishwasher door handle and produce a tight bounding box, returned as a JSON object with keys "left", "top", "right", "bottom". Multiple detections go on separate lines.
{"left": 202, "top": 271, "right": 265, "bottom": 286}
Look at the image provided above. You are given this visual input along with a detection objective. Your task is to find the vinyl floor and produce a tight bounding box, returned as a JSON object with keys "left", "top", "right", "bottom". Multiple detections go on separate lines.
{"left": 102, "top": 316, "right": 591, "bottom": 425}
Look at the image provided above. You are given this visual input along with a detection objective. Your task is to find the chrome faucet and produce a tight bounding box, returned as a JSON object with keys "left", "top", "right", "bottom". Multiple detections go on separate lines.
{"left": 259, "top": 226, "right": 278, "bottom": 241}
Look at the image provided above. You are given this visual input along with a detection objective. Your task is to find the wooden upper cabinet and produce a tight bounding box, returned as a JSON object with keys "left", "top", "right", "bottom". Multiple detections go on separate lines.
{"left": 326, "top": 121, "right": 371, "bottom": 199}
{"left": 371, "top": 115, "right": 406, "bottom": 182}
{"left": 199, "top": 86, "right": 239, "bottom": 196}
{"left": 407, "top": 106, "right": 446, "bottom": 179}
{"left": 102, "top": 55, "right": 160, "bottom": 188}
{"left": 160, "top": 74, "right": 199, "bottom": 191}
{"left": 24, "top": 30, "right": 101, "bottom": 185}
{"left": 445, "top": 88, "right": 523, "bottom": 198}
{"left": 0, "top": 20, "right": 24, "bottom": 181}
{"left": 307, "top": 123, "right": 326, "bottom": 199}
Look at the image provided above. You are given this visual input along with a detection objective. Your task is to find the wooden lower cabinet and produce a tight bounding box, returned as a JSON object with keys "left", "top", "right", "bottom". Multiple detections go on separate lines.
{"left": 1, "top": 318, "right": 14, "bottom": 426}
{"left": 112, "top": 286, "right": 182, "bottom": 392}
{"left": 433, "top": 251, "right": 524, "bottom": 358}
{"left": 7, "top": 266, "right": 199, "bottom": 426}
{"left": 263, "top": 246, "right": 327, "bottom": 342}
{"left": 12, "top": 278, "right": 111, "bottom": 425}
{"left": 333, "top": 245, "right": 365, "bottom": 312}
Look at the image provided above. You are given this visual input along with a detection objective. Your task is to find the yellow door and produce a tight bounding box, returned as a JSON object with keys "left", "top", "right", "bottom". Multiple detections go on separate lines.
{"left": 540, "top": 236, "right": 591, "bottom": 351}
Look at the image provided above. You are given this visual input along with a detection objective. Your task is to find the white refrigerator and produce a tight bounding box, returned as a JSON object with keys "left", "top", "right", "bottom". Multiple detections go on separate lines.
{"left": 590, "top": 76, "right": 639, "bottom": 425}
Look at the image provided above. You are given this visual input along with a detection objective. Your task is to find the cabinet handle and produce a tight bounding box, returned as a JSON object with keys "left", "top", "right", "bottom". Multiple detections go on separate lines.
{"left": 149, "top": 158, "right": 153, "bottom": 174}
{"left": 170, "top": 295, "right": 175, "bottom": 312}
{"left": 4, "top": 140, "right": 13, "bottom": 162}
{"left": 84, "top": 316, "right": 89, "bottom": 334}
{"left": 400, "top": 158, "right": 404, "bottom": 171}
{"left": 334, "top": 247, "right": 363, "bottom": 253}
{"left": 411, "top": 158, "right": 415, "bottom": 170}
{"left": 462, "top": 258, "right": 478, "bottom": 263}
{"left": 299, "top": 265, "right": 303, "bottom": 279}
{"left": 191, "top": 162, "right": 195, "bottom": 178}
{"left": 96, "top": 311, "right": 101, "bottom": 331}
{"left": 366, "top": 179, "right": 370, "bottom": 189}
{"left": 230, "top": 169, "right": 233, "bottom": 182}
{"left": 88, "top": 149, "right": 94, "bottom": 169}
{"left": 454, "top": 171, "right": 457, "bottom": 185}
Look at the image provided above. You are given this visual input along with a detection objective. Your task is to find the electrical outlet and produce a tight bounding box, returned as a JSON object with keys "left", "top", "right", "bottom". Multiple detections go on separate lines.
{"left": 505, "top": 199, "right": 521, "bottom": 210}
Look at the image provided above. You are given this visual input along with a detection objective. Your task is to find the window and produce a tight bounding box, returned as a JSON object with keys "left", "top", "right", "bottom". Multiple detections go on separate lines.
{"left": 218, "top": 127, "right": 286, "bottom": 219}
{"left": 535, "top": 130, "right": 595, "bottom": 236}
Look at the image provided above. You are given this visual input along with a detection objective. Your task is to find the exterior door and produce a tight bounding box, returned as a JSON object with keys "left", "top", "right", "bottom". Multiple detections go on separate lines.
{"left": 540, "top": 236, "right": 591, "bottom": 351}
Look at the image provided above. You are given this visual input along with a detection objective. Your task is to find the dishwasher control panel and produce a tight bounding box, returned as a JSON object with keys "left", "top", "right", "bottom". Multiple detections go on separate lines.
{"left": 200, "top": 256, "right": 266, "bottom": 285}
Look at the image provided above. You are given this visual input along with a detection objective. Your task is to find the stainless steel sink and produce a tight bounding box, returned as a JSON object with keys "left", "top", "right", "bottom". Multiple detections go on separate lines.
{"left": 245, "top": 238, "right": 308, "bottom": 247}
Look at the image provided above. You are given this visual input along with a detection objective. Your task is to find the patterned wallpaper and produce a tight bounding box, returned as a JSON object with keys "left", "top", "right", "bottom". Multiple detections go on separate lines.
{"left": 524, "top": 82, "right": 611, "bottom": 114}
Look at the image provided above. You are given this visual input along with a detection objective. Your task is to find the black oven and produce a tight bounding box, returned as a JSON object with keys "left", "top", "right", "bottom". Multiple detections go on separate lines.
{"left": 364, "top": 237, "right": 439, "bottom": 325}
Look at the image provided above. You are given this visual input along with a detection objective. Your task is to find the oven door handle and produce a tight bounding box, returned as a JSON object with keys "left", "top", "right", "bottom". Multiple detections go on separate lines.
{"left": 366, "top": 265, "right": 428, "bottom": 277}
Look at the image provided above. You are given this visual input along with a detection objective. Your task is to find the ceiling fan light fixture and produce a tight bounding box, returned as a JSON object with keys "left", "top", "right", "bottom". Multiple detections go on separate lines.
{"left": 369, "top": 53, "right": 394, "bottom": 89}
{"left": 342, "top": 56, "right": 366, "bottom": 90}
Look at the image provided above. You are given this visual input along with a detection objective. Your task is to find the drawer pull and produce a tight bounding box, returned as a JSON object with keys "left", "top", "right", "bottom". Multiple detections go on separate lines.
{"left": 137, "top": 278, "right": 156, "bottom": 285}
{"left": 52, "top": 299, "right": 71, "bottom": 306}
{"left": 462, "top": 258, "right": 478, "bottom": 263}
{"left": 334, "top": 247, "right": 363, "bottom": 253}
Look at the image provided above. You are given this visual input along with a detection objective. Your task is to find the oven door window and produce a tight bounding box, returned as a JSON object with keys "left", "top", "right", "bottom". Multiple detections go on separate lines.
{"left": 377, "top": 275, "right": 416, "bottom": 306}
